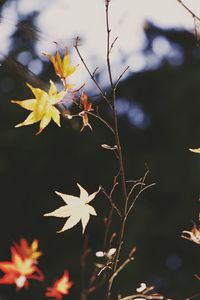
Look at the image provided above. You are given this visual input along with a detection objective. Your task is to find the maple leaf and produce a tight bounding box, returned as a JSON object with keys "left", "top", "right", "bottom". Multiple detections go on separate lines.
{"left": 45, "top": 270, "right": 73, "bottom": 300}
{"left": 189, "top": 148, "right": 200, "bottom": 154}
{"left": 14, "top": 239, "right": 42, "bottom": 262}
{"left": 11, "top": 80, "right": 66, "bottom": 134}
{"left": 182, "top": 223, "right": 200, "bottom": 245}
{"left": 44, "top": 183, "right": 100, "bottom": 233}
{"left": 0, "top": 247, "right": 44, "bottom": 290}
{"left": 45, "top": 49, "right": 77, "bottom": 89}
{"left": 79, "top": 92, "right": 93, "bottom": 132}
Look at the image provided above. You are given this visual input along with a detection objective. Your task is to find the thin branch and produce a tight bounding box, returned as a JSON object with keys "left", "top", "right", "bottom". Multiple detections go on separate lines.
{"left": 93, "top": 67, "right": 99, "bottom": 77}
{"left": 102, "top": 188, "right": 122, "bottom": 218}
{"left": 109, "top": 37, "right": 118, "bottom": 54}
{"left": 127, "top": 168, "right": 150, "bottom": 202}
{"left": 105, "top": 1, "right": 114, "bottom": 89}
{"left": 103, "top": 171, "right": 120, "bottom": 251}
{"left": 126, "top": 183, "right": 156, "bottom": 217}
{"left": 108, "top": 247, "right": 136, "bottom": 296}
{"left": 114, "top": 66, "right": 130, "bottom": 89}
{"left": 81, "top": 267, "right": 107, "bottom": 300}
{"left": 118, "top": 294, "right": 164, "bottom": 300}
{"left": 127, "top": 181, "right": 146, "bottom": 202}
{"left": 87, "top": 274, "right": 108, "bottom": 295}
{"left": 126, "top": 179, "right": 143, "bottom": 184}
{"left": 103, "top": 207, "right": 114, "bottom": 251}
{"left": 110, "top": 181, "right": 118, "bottom": 197}
{"left": 104, "top": 2, "right": 130, "bottom": 299}
{"left": 176, "top": 0, "right": 200, "bottom": 21}
{"left": 186, "top": 291, "right": 200, "bottom": 300}
{"left": 87, "top": 111, "right": 115, "bottom": 135}
{"left": 74, "top": 37, "right": 113, "bottom": 110}
{"left": 66, "top": 112, "right": 115, "bottom": 135}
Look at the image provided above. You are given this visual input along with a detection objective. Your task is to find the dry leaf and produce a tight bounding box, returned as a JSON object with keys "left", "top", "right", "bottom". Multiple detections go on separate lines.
{"left": 44, "top": 184, "right": 100, "bottom": 233}
{"left": 189, "top": 148, "right": 200, "bottom": 154}
{"left": 45, "top": 49, "right": 77, "bottom": 89}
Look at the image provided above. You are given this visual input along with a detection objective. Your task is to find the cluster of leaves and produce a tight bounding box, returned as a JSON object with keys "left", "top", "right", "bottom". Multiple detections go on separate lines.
{"left": 8, "top": 3, "right": 161, "bottom": 298}
{"left": 0, "top": 239, "right": 72, "bottom": 299}
{"left": 12, "top": 49, "right": 93, "bottom": 135}
{"left": 5, "top": 1, "right": 200, "bottom": 299}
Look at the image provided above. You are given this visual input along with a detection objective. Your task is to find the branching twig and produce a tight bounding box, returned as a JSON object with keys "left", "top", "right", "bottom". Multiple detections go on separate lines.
{"left": 102, "top": 188, "right": 122, "bottom": 218}
{"left": 103, "top": 171, "right": 120, "bottom": 251}
{"left": 105, "top": 1, "right": 114, "bottom": 89}
{"left": 127, "top": 183, "right": 156, "bottom": 217}
{"left": 74, "top": 37, "right": 113, "bottom": 110}
{"left": 109, "top": 37, "right": 118, "bottom": 54}
{"left": 176, "top": 0, "right": 200, "bottom": 43}
{"left": 127, "top": 181, "right": 146, "bottom": 202}
{"left": 87, "top": 111, "right": 115, "bottom": 135}
{"left": 108, "top": 247, "right": 136, "bottom": 298}
{"left": 114, "top": 66, "right": 130, "bottom": 90}
{"left": 66, "top": 111, "right": 115, "bottom": 135}
{"left": 104, "top": 2, "right": 134, "bottom": 299}
{"left": 176, "top": 0, "right": 200, "bottom": 21}
{"left": 118, "top": 295, "right": 164, "bottom": 300}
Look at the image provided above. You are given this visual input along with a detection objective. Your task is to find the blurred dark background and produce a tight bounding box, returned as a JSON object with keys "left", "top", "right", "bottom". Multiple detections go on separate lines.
{"left": 0, "top": 1, "right": 200, "bottom": 299}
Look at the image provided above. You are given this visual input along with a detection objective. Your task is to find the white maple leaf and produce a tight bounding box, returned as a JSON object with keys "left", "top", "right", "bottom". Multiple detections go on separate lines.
{"left": 44, "top": 184, "right": 100, "bottom": 234}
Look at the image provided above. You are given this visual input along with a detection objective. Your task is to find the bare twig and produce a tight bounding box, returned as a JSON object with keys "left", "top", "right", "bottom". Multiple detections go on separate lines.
{"left": 87, "top": 111, "right": 115, "bottom": 135}
{"left": 176, "top": 0, "right": 200, "bottom": 44}
{"left": 127, "top": 181, "right": 146, "bottom": 202}
{"left": 114, "top": 66, "right": 130, "bottom": 89}
{"left": 107, "top": 247, "right": 136, "bottom": 297}
{"left": 105, "top": 1, "right": 114, "bottom": 89}
{"left": 66, "top": 111, "right": 115, "bottom": 135}
{"left": 103, "top": 171, "right": 120, "bottom": 251}
{"left": 176, "top": 0, "right": 200, "bottom": 21}
{"left": 74, "top": 37, "right": 113, "bottom": 110}
{"left": 93, "top": 67, "right": 99, "bottom": 77}
{"left": 127, "top": 183, "right": 156, "bottom": 217}
{"left": 118, "top": 295, "right": 164, "bottom": 300}
{"left": 109, "top": 37, "right": 118, "bottom": 54}
{"left": 185, "top": 290, "right": 200, "bottom": 300}
{"left": 104, "top": 2, "right": 133, "bottom": 299}
{"left": 102, "top": 188, "right": 122, "bottom": 218}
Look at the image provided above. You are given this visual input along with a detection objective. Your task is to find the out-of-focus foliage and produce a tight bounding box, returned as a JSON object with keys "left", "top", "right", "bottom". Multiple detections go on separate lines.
{"left": 0, "top": 239, "right": 44, "bottom": 290}
{"left": 45, "top": 270, "right": 73, "bottom": 299}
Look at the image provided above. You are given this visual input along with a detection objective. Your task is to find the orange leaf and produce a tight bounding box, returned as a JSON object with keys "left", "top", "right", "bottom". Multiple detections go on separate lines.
{"left": 45, "top": 270, "right": 73, "bottom": 299}
{"left": 79, "top": 92, "right": 93, "bottom": 131}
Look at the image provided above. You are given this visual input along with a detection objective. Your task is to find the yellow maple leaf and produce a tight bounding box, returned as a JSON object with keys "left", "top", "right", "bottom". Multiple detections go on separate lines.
{"left": 11, "top": 80, "right": 66, "bottom": 135}
{"left": 45, "top": 49, "right": 77, "bottom": 89}
{"left": 189, "top": 148, "right": 200, "bottom": 154}
{"left": 44, "top": 184, "right": 100, "bottom": 234}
